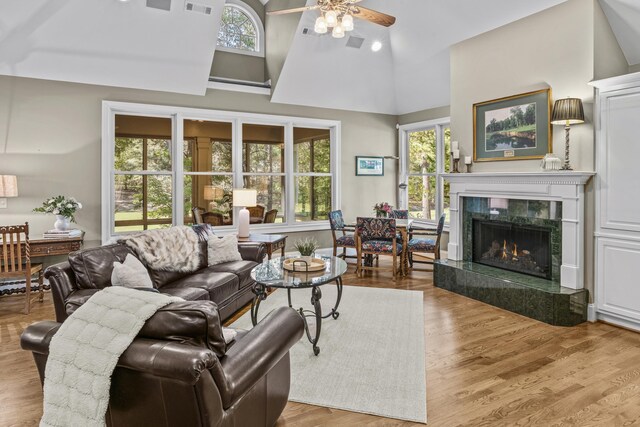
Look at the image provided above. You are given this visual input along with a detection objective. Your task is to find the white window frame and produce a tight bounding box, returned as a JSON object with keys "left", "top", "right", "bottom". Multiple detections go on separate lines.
{"left": 216, "top": 0, "right": 265, "bottom": 58}
{"left": 398, "top": 117, "right": 451, "bottom": 227}
{"left": 102, "top": 101, "right": 341, "bottom": 244}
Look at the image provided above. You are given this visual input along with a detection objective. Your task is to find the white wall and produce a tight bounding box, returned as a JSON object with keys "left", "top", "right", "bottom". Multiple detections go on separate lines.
{"left": 0, "top": 75, "right": 397, "bottom": 249}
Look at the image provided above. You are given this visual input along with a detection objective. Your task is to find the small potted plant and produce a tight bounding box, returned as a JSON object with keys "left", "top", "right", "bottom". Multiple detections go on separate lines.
{"left": 33, "top": 195, "right": 82, "bottom": 231}
{"left": 294, "top": 237, "right": 319, "bottom": 264}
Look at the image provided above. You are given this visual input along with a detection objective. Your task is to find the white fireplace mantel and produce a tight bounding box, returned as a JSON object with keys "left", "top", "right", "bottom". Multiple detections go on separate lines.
{"left": 445, "top": 171, "right": 595, "bottom": 290}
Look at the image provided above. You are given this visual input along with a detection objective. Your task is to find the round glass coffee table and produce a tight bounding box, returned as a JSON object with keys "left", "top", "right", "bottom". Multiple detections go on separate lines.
{"left": 250, "top": 255, "right": 347, "bottom": 356}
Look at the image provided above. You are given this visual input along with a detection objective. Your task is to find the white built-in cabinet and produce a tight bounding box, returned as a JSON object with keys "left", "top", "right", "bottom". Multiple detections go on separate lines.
{"left": 592, "top": 73, "right": 640, "bottom": 331}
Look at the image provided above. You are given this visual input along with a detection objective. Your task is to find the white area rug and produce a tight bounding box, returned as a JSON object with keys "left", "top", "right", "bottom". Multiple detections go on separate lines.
{"left": 231, "top": 285, "right": 427, "bottom": 424}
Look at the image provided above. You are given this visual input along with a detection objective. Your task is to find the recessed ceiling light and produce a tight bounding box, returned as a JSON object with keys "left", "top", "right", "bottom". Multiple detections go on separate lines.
{"left": 371, "top": 41, "right": 382, "bottom": 52}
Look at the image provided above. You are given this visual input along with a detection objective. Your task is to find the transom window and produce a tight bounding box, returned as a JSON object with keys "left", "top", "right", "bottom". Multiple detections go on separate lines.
{"left": 217, "top": 4, "right": 260, "bottom": 54}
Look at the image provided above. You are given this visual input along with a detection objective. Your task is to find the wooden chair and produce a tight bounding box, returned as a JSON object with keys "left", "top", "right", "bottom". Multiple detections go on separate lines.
{"left": 355, "top": 217, "right": 402, "bottom": 280}
{"left": 1, "top": 223, "right": 44, "bottom": 314}
{"left": 192, "top": 207, "right": 205, "bottom": 224}
{"left": 202, "top": 212, "right": 225, "bottom": 226}
{"left": 264, "top": 209, "right": 278, "bottom": 223}
{"left": 407, "top": 214, "right": 446, "bottom": 270}
{"left": 328, "top": 210, "right": 356, "bottom": 260}
{"left": 247, "top": 205, "right": 265, "bottom": 220}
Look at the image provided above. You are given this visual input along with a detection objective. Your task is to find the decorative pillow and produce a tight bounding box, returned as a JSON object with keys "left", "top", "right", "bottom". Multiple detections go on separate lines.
{"left": 111, "top": 254, "right": 154, "bottom": 289}
{"left": 208, "top": 234, "right": 243, "bottom": 266}
{"left": 222, "top": 328, "right": 237, "bottom": 344}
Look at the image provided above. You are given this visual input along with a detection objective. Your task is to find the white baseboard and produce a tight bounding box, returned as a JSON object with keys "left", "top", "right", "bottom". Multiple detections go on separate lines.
{"left": 595, "top": 311, "right": 640, "bottom": 332}
{"left": 587, "top": 304, "right": 597, "bottom": 322}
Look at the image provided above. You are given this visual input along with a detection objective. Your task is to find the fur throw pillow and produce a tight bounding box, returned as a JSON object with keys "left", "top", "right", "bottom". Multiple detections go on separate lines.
{"left": 119, "top": 226, "right": 201, "bottom": 272}
{"left": 208, "top": 234, "right": 243, "bottom": 266}
{"left": 111, "top": 254, "right": 154, "bottom": 289}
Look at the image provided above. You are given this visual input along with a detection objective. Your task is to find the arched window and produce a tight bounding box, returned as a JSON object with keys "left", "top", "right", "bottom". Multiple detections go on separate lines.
{"left": 216, "top": 2, "right": 264, "bottom": 56}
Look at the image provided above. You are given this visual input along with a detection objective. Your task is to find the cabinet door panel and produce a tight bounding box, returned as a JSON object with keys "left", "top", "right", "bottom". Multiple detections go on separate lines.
{"left": 601, "top": 90, "right": 640, "bottom": 233}
{"left": 597, "top": 238, "right": 640, "bottom": 319}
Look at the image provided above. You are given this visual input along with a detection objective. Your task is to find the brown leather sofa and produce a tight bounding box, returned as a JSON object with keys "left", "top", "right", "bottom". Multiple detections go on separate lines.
{"left": 47, "top": 230, "right": 266, "bottom": 323}
{"left": 22, "top": 302, "right": 305, "bottom": 426}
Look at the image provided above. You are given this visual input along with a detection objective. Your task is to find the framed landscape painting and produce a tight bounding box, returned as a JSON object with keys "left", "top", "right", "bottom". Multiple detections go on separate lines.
{"left": 355, "top": 156, "right": 384, "bottom": 176}
{"left": 473, "top": 88, "right": 552, "bottom": 162}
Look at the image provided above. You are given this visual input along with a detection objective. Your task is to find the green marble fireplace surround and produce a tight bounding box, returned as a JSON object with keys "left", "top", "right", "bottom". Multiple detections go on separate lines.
{"left": 434, "top": 173, "right": 593, "bottom": 327}
{"left": 439, "top": 196, "right": 588, "bottom": 326}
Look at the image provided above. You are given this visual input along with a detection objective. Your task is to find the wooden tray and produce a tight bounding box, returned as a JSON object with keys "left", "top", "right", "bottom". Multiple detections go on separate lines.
{"left": 282, "top": 257, "right": 326, "bottom": 272}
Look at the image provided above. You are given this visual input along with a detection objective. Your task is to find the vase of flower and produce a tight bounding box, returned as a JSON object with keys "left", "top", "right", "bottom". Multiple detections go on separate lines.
{"left": 54, "top": 215, "right": 71, "bottom": 231}
{"left": 374, "top": 202, "right": 393, "bottom": 218}
{"left": 34, "top": 195, "right": 83, "bottom": 230}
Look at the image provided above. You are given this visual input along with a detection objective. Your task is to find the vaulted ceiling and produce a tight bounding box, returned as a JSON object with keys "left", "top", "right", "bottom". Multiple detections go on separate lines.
{"left": 271, "top": 0, "right": 570, "bottom": 114}
{"left": 0, "top": 0, "right": 637, "bottom": 116}
{"left": 599, "top": 0, "right": 640, "bottom": 66}
{"left": 0, "top": 0, "right": 222, "bottom": 95}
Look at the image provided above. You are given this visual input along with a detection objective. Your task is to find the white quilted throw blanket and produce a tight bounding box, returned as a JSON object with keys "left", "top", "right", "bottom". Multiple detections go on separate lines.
{"left": 40, "top": 287, "right": 182, "bottom": 427}
{"left": 119, "top": 225, "right": 201, "bottom": 272}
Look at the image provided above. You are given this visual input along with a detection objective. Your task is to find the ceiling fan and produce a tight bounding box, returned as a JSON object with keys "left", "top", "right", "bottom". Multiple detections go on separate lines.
{"left": 268, "top": 0, "right": 396, "bottom": 39}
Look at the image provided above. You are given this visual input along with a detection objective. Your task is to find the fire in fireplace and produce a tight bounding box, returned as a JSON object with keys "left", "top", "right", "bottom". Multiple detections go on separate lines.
{"left": 472, "top": 219, "right": 552, "bottom": 279}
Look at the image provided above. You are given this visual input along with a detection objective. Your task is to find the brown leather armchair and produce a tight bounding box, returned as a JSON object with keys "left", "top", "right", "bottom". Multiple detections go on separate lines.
{"left": 21, "top": 303, "right": 304, "bottom": 427}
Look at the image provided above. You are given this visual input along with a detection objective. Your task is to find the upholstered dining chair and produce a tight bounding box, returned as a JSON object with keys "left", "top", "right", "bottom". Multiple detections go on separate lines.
{"left": 1, "top": 223, "right": 44, "bottom": 314}
{"left": 355, "top": 217, "right": 402, "bottom": 280}
{"left": 391, "top": 209, "right": 409, "bottom": 219}
{"left": 328, "top": 210, "right": 356, "bottom": 260}
{"left": 407, "top": 214, "right": 446, "bottom": 269}
{"left": 264, "top": 209, "right": 278, "bottom": 223}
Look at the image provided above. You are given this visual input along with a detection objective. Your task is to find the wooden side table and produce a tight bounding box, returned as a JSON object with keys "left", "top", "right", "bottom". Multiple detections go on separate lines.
{"left": 238, "top": 234, "right": 286, "bottom": 260}
{"left": 28, "top": 234, "right": 85, "bottom": 258}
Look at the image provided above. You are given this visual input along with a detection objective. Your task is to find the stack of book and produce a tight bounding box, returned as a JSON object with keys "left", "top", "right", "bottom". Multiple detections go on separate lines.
{"left": 43, "top": 229, "right": 83, "bottom": 239}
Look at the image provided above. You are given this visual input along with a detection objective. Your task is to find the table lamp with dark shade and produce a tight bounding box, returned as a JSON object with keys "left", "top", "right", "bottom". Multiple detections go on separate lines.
{"left": 551, "top": 97, "right": 585, "bottom": 170}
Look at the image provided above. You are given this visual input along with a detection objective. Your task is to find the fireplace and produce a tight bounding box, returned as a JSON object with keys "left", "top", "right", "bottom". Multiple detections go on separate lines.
{"left": 472, "top": 219, "right": 552, "bottom": 279}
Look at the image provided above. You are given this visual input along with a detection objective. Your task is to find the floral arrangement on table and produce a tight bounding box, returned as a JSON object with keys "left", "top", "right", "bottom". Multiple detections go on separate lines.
{"left": 294, "top": 237, "right": 319, "bottom": 258}
{"left": 373, "top": 202, "right": 393, "bottom": 218}
{"left": 33, "top": 196, "right": 83, "bottom": 230}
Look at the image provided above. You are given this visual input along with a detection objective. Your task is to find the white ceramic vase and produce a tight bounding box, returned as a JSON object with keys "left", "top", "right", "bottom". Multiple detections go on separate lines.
{"left": 54, "top": 215, "right": 71, "bottom": 231}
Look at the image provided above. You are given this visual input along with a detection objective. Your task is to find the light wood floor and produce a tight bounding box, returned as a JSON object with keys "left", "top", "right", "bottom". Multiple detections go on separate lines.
{"left": 3, "top": 261, "right": 640, "bottom": 426}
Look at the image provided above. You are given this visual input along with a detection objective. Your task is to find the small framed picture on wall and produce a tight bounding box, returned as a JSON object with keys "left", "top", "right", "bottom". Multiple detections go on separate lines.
{"left": 473, "top": 88, "right": 552, "bottom": 162}
{"left": 355, "top": 156, "right": 384, "bottom": 176}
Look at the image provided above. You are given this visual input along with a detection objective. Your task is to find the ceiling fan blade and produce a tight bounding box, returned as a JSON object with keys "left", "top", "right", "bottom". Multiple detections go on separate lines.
{"left": 351, "top": 6, "right": 396, "bottom": 27}
{"left": 267, "top": 5, "right": 320, "bottom": 15}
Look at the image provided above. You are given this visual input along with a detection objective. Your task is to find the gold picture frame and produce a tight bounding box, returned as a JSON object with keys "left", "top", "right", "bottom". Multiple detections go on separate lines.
{"left": 473, "top": 88, "right": 553, "bottom": 162}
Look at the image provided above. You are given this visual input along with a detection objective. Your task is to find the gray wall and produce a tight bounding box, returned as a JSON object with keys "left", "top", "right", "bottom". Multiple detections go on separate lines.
{"left": 449, "top": 0, "right": 630, "bottom": 300}
{"left": 209, "top": 0, "right": 267, "bottom": 83}
{"left": 397, "top": 106, "right": 451, "bottom": 126}
{"left": 0, "top": 75, "right": 397, "bottom": 249}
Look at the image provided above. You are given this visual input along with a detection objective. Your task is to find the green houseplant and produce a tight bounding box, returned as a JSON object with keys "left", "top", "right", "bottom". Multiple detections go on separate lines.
{"left": 294, "top": 238, "right": 318, "bottom": 262}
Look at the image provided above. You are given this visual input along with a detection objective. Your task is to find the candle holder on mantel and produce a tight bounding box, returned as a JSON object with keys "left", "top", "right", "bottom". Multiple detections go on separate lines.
{"left": 452, "top": 156, "right": 461, "bottom": 173}
{"left": 466, "top": 162, "right": 472, "bottom": 173}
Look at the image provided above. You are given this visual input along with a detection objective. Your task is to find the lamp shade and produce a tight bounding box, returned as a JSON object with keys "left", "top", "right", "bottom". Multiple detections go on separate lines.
{"left": 204, "top": 185, "right": 224, "bottom": 200}
{"left": 551, "top": 98, "right": 585, "bottom": 125}
{"left": 0, "top": 175, "right": 18, "bottom": 197}
{"left": 233, "top": 189, "right": 257, "bottom": 207}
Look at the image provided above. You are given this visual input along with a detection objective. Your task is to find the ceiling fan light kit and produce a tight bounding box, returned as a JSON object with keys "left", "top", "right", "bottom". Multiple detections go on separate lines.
{"left": 270, "top": 0, "right": 396, "bottom": 40}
